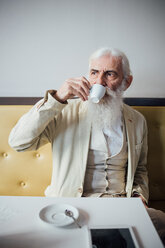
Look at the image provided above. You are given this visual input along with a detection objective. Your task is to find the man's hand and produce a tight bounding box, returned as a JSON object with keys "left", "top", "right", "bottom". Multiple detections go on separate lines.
{"left": 133, "top": 193, "right": 148, "bottom": 208}
{"left": 55, "top": 77, "right": 91, "bottom": 103}
{"left": 139, "top": 195, "right": 148, "bottom": 208}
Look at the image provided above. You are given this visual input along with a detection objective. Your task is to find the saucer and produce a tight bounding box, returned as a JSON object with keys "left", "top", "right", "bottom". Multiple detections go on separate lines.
{"left": 39, "top": 203, "right": 79, "bottom": 227}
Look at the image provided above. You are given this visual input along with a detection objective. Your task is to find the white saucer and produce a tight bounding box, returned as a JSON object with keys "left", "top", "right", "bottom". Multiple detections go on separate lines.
{"left": 39, "top": 204, "right": 79, "bottom": 227}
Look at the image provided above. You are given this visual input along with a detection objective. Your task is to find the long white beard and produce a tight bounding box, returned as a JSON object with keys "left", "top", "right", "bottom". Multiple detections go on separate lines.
{"left": 88, "top": 83, "right": 125, "bottom": 130}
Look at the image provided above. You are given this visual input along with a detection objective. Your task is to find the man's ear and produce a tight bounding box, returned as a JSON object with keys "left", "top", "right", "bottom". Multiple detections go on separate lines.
{"left": 124, "top": 75, "right": 133, "bottom": 91}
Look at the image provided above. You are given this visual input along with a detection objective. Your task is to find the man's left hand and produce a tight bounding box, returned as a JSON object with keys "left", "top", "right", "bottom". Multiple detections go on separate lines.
{"left": 133, "top": 193, "right": 148, "bottom": 208}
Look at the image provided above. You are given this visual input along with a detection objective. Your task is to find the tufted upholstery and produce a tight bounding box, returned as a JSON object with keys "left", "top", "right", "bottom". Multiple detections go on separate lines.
{"left": 0, "top": 105, "right": 165, "bottom": 211}
{"left": 135, "top": 106, "right": 165, "bottom": 212}
{"left": 0, "top": 106, "right": 52, "bottom": 196}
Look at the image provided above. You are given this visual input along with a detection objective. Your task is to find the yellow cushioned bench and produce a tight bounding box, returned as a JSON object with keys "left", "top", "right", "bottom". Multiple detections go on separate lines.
{"left": 0, "top": 106, "right": 52, "bottom": 197}
{"left": 0, "top": 104, "right": 165, "bottom": 212}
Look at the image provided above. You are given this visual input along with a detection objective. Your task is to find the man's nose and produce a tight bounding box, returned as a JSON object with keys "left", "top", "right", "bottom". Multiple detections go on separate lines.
{"left": 96, "top": 74, "right": 106, "bottom": 86}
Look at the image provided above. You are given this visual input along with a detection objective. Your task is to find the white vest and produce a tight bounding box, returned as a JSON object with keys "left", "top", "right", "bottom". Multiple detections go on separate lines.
{"left": 83, "top": 123, "right": 128, "bottom": 197}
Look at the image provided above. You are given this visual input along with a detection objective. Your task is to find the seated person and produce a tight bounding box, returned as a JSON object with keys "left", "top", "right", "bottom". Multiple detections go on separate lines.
{"left": 9, "top": 47, "right": 165, "bottom": 244}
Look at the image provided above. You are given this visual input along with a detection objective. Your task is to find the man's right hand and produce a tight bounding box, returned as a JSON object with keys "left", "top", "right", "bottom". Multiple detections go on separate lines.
{"left": 55, "top": 77, "right": 91, "bottom": 103}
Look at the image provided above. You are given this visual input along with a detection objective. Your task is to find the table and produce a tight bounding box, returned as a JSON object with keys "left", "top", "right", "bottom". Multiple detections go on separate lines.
{"left": 0, "top": 196, "right": 163, "bottom": 248}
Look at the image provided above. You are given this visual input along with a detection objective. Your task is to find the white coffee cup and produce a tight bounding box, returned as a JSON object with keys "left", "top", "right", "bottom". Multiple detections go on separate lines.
{"left": 89, "top": 84, "right": 106, "bottom": 103}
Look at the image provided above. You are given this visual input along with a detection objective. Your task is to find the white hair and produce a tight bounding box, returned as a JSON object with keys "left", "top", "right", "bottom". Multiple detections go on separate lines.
{"left": 89, "top": 47, "right": 131, "bottom": 79}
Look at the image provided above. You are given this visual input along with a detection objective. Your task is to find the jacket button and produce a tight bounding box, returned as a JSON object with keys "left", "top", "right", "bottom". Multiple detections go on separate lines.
{"left": 78, "top": 188, "right": 83, "bottom": 193}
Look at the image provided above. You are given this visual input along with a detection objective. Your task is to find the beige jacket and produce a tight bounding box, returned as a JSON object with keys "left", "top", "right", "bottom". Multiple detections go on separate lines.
{"left": 9, "top": 93, "right": 149, "bottom": 201}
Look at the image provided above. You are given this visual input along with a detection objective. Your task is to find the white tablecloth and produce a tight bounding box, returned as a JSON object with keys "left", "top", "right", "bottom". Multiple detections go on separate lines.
{"left": 0, "top": 196, "right": 163, "bottom": 248}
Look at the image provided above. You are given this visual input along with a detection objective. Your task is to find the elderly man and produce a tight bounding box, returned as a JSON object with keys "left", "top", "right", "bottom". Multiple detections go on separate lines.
{"left": 9, "top": 47, "right": 165, "bottom": 243}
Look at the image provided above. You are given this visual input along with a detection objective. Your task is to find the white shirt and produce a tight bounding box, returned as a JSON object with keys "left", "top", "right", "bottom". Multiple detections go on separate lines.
{"left": 103, "top": 119, "right": 123, "bottom": 157}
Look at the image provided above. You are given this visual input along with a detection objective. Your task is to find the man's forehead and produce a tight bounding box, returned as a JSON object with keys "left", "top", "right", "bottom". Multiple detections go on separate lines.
{"left": 89, "top": 54, "right": 122, "bottom": 70}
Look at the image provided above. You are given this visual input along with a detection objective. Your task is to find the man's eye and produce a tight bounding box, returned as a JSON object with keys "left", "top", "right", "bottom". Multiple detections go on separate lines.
{"left": 107, "top": 72, "right": 116, "bottom": 77}
{"left": 107, "top": 72, "right": 113, "bottom": 76}
{"left": 91, "top": 71, "right": 97, "bottom": 75}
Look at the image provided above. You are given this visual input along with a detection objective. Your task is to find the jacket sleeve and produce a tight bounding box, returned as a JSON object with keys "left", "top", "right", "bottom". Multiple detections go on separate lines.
{"left": 132, "top": 117, "right": 149, "bottom": 203}
{"left": 8, "top": 92, "right": 67, "bottom": 151}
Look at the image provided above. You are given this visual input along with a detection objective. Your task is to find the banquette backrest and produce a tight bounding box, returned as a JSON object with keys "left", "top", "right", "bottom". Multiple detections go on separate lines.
{"left": 0, "top": 97, "right": 165, "bottom": 212}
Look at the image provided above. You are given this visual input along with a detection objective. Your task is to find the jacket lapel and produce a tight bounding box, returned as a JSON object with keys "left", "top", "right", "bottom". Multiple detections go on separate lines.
{"left": 123, "top": 104, "right": 135, "bottom": 197}
{"left": 78, "top": 102, "right": 91, "bottom": 180}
